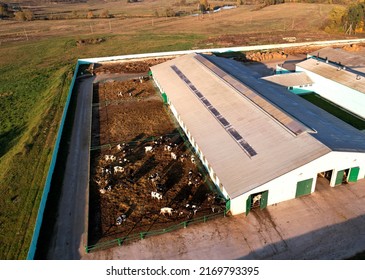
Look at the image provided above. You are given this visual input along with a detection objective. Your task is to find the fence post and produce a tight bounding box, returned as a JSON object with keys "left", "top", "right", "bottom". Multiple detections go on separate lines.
{"left": 140, "top": 232, "right": 144, "bottom": 240}
{"left": 117, "top": 238, "right": 122, "bottom": 246}
{"left": 183, "top": 221, "right": 187, "bottom": 228}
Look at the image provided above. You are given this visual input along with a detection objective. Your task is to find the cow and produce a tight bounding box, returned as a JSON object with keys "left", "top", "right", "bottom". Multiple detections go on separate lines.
{"left": 145, "top": 146, "right": 153, "bottom": 153}
{"left": 252, "top": 194, "right": 262, "bottom": 205}
{"left": 114, "top": 166, "right": 124, "bottom": 173}
{"left": 160, "top": 207, "right": 173, "bottom": 216}
{"left": 171, "top": 152, "right": 177, "bottom": 160}
{"left": 151, "top": 191, "right": 163, "bottom": 200}
{"left": 105, "top": 155, "right": 117, "bottom": 162}
{"left": 116, "top": 214, "right": 127, "bottom": 225}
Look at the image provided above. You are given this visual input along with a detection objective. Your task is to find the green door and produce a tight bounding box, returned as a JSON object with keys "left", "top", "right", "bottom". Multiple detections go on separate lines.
{"left": 225, "top": 199, "right": 231, "bottom": 212}
{"left": 161, "top": 92, "right": 168, "bottom": 104}
{"left": 335, "top": 170, "right": 345, "bottom": 185}
{"left": 348, "top": 167, "right": 360, "bottom": 182}
{"left": 295, "top": 178, "right": 313, "bottom": 198}
{"left": 260, "top": 191, "right": 268, "bottom": 209}
{"left": 245, "top": 195, "right": 251, "bottom": 216}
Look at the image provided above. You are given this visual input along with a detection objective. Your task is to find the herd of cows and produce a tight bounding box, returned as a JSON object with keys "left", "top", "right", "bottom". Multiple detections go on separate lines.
{"left": 88, "top": 67, "right": 227, "bottom": 244}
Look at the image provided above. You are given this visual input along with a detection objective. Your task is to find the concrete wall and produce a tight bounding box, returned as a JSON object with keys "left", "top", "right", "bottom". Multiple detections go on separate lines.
{"left": 296, "top": 66, "right": 365, "bottom": 119}
{"left": 230, "top": 151, "right": 365, "bottom": 215}
{"left": 79, "top": 39, "right": 365, "bottom": 64}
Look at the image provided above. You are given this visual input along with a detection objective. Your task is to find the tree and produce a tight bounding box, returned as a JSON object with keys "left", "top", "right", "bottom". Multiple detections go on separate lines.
{"left": 0, "top": 5, "right": 6, "bottom": 17}
{"left": 87, "top": 11, "right": 94, "bottom": 19}
{"left": 100, "top": 9, "right": 110, "bottom": 18}
{"left": 165, "top": 7, "right": 175, "bottom": 17}
{"left": 199, "top": 0, "right": 209, "bottom": 12}
{"left": 14, "top": 11, "right": 26, "bottom": 21}
{"left": 23, "top": 9, "right": 34, "bottom": 21}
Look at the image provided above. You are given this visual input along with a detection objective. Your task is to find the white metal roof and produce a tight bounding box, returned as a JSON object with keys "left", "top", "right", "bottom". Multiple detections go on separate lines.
{"left": 151, "top": 53, "right": 331, "bottom": 199}
{"left": 261, "top": 72, "right": 313, "bottom": 87}
{"left": 296, "top": 58, "right": 365, "bottom": 94}
{"left": 308, "top": 47, "right": 365, "bottom": 73}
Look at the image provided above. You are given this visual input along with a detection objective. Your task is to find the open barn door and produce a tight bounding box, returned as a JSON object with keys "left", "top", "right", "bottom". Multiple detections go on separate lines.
{"left": 348, "top": 167, "right": 360, "bottom": 182}
{"left": 245, "top": 195, "right": 251, "bottom": 216}
{"left": 260, "top": 191, "right": 268, "bottom": 209}
{"left": 335, "top": 170, "right": 345, "bottom": 185}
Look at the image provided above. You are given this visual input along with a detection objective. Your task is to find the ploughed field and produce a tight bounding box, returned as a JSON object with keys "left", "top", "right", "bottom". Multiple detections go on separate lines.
{"left": 89, "top": 68, "right": 226, "bottom": 246}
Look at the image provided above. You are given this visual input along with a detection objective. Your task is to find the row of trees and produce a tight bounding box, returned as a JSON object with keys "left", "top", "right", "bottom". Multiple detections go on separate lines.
{"left": 323, "top": 2, "right": 365, "bottom": 34}
{"left": 0, "top": 4, "right": 34, "bottom": 21}
{"left": 342, "top": 2, "right": 365, "bottom": 33}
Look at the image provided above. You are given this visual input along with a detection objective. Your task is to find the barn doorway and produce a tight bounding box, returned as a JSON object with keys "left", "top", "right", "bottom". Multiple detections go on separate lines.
{"left": 315, "top": 170, "right": 333, "bottom": 192}
{"left": 334, "top": 169, "right": 350, "bottom": 186}
{"left": 245, "top": 190, "right": 268, "bottom": 216}
{"left": 318, "top": 170, "right": 333, "bottom": 183}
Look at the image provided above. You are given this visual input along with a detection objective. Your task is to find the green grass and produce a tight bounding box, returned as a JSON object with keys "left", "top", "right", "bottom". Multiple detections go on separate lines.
{"left": 0, "top": 31, "right": 206, "bottom": 259}
{"left": 300, "top": 93, "right": 365, "bottom": 130}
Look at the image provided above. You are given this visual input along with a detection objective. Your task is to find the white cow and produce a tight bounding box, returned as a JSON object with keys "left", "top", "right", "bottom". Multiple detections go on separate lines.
{"left": 164, "top": 145, "right": 172, "bottom": 152}
{"left": 116, "top": 144, "right": 122, "bottom": 151}
{"left": 105, "top": 155, "right": 116, "bottom": 162}
{"left": 114, "top": 166, "right": 124, "bottom": 173}
{"left": 252, "top": 194, "right": 262, "bottom": 205}
{"left": 160, "top": 207, "right": 173, "bottom": 216}
{"left": 191, "top": 155, "right": 196, "bottom": 164}
{"left": 151, "top": 191, "right": 163, "bottom": 200}
{"left": 116, "top": 214, "right": 127, "bottom": 225}
{"left": 171, "top": 152, "right": 177, "bottom": 160}
{"left": 145, "top": 146, "right": 153, "bottom": 153}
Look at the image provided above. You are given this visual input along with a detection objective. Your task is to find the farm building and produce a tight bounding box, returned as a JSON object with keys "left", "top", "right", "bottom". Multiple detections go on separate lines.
{"left": 295, "top": 57, "right": 365, "bottom": 119}
{"left": 150, "top": 53, "right": 365, "bottom": 215}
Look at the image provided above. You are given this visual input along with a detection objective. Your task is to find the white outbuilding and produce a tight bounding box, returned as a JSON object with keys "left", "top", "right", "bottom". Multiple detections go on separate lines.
{"left": 151, "top": 53, "right": 365, "bottom": 215}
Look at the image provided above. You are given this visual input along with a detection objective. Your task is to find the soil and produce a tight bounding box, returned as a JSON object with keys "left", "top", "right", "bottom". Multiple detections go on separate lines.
{"left": 93, "top": 58, "right": 173, "bottom": 74}
{"left": 88, "top": 74, "right": 227, "bottom": 249}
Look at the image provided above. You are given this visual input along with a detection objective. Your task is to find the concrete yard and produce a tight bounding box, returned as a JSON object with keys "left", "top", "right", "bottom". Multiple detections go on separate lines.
{"left": 83, "top": 178, "right": 365, "bottom": 260}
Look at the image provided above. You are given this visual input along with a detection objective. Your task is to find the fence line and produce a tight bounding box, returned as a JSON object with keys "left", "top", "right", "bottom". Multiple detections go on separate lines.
{"left": 26, "top": 62, "right": 86, "bottom": 259}
{"left": 85, "top": 210, "right": 228, "bottom": 253}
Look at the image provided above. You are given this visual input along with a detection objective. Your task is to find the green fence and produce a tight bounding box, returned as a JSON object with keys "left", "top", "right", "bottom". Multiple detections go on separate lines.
{"left": 85, "top": 210, "right": 228, "bottom": 254}
{"left": 26, "top": 61, "right": 83, "bottom": 259}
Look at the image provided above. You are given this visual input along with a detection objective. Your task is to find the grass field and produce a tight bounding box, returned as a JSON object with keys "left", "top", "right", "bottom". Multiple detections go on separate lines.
{"left": 0, "top": 1, "right": 362, "bottom": 259}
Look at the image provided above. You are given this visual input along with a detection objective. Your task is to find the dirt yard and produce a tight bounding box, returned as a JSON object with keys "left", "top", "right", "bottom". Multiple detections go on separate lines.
{"left": 89, "top": 72, "right": 227, "bottom": 248}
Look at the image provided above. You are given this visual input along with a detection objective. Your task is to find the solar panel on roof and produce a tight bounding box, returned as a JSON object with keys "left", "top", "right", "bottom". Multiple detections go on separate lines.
{"left": 227, "top": 128, "right": 243, "bottom": 141}
{"left": 171, "top": 64, "right": 257, "bottom": 158}
{"left": 217, "top": 116, "right": 230, "bottom": 127}
{"left": 210, "top": 107, "right": 220, "bottom": 117}
{"left": 194, "top": 54, "right": 311, "bottom": 136}
{"left": 201, "top": 98, "right": 212, "bottom": 107}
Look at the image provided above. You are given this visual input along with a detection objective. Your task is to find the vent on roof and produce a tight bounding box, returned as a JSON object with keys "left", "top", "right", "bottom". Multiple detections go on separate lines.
{"left": 171, "top": 65, "right": 257, "bottom": 158}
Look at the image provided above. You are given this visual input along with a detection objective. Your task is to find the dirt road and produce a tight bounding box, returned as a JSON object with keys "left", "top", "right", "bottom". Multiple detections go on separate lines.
{"left": 46, "top": 76, "right": 93, "bottom": 260}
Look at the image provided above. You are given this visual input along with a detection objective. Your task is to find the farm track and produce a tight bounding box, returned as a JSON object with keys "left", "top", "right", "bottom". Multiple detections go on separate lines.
{"left": 45, "top": 76, "right": 94, "bottom": 260}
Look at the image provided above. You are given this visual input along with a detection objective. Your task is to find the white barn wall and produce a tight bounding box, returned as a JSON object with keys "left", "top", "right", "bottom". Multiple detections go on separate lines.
{"left": 296, "top": 66, "right": 365, "bottom": 119}
{"left": 230, "top": 151, "right": 365, "bottom": 215}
